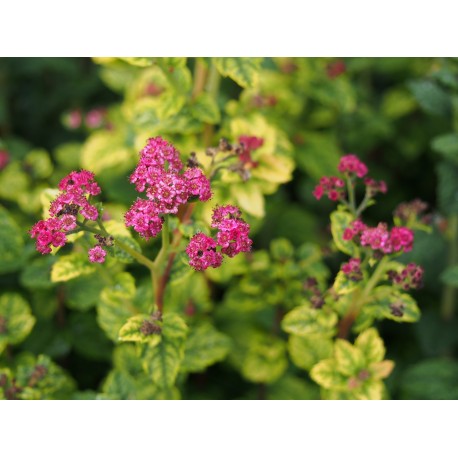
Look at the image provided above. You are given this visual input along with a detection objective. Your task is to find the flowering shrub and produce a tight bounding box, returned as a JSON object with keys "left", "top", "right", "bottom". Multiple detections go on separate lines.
{"left": 1, "top": 57, "right": 456, "bottom": 400}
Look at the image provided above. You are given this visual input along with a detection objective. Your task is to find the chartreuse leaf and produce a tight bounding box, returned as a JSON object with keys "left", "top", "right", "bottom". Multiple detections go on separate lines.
{"left": 232, "top": 182, "right": 265, "bottom": 218}
{"left": 330, "top": 210, "right": 358, "bottom": 256}
{"left": 181, "top": 323, "right": 231, "bottom": 373}
{"left": 119, "top": 57, "right": 155, "bottom": 67}
{"left": 334, "top": 339, "right": 364, "bottom": 376}
{"left": 0, "top": 205, "right": 25, "bottom": 274}
{"left": 287, "top": 334, "right": 333, "bottom": 371}
{"left": 143, "top": 313, "right": 188, "bottom": 389}
{"left": 241, "top": 337, "right": 287, "bottom": 384}
{"left": 214, "top": 57, "right": 263, "bottom": 88}
{"left": 332, "top": 270, "right": 359, "bottom": 295}
{"left": 365, "top": 286, "right": 421, "bottom": 323}
{"left": 51, "top": 253, "right": 96, "bottom": 282}
{"left": 0, "top": 293, "right": 36, "bottom": 353}
{"left": 97, "top": 272, "right": 138, "bottom": 341}
{"left": 104, "top": 220, "right": 142, "bottom": 263}
{"left": 15, "top": 355, "right": 76, "bottom": 400}
{"left": 310, "top": 359, "right": 347, "bottom": 391}
{"left": 0, "top": 162, "right": 30, "bottom": 202}
{"left": 281, "top": 304, "right": 338, "bottom": 337}
{"left": 118, "top": 314, "right": 161, "bottom": 345}
{"left": 190, "top": 92, "right": 220, "bottom": 124}
{"left": 370, "top": 360, "right": 395, "bottom": 380}
{"left": 354, "top": 328, "right": 385, "bottom": 364}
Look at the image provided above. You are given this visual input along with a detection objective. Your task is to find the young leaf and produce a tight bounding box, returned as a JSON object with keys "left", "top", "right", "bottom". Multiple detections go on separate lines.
{"left": 51, "top": 253, "right": 96, "bottom": 282}
{"left": 288, "top": 334, "right": 333, "bottom": 371}
{"left": 281, "top": 304, "right": 338, "bottom": 337}
{"left": 334, "top": 339, "right": 364, "bottom": 376}
{"left": 354, "top": 328, "right": 386, "bottom": 364}
{"left": 214, "top": 57, "right": 263, "bottom": 88}
{"left": 330, "top": 210, "right": 358, "bottom": 256}
{"left": 118, "top": 314, "right": 161, "bottom": 345}
{"left": 190, "top": 93, "right": 220, "bottom": 124}
{"left": 310, "top": 359, "right": 347, "bottom": 390}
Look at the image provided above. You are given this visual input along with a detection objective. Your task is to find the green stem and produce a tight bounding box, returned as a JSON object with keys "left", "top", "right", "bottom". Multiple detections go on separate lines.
{"left": 442, "top": 214, "right": 458, "bottom": 320}
{"left": 153, "top": 216, "right": 170, "bottom": 312}
{"left": 346, "top": 175, "right": 357, "bottom": 216}
{"left": 356, "top": 190, "right": 370, "bottom": 218}
{"left": 338, "top": 257, "right": 389, "bottom": 339}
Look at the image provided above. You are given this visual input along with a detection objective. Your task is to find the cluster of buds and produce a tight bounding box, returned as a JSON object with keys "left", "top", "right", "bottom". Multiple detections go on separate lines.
{"left": 206, "top": 136, "right": 264, "bottom": 181}
{"left": 303, "top": 277, "right": 325, "bottom": 309}
{"left": 388, "top": 263, "right": 424, "bottom": 290}
{"left": 30, "top": 170, "right": 101, "bottom": 256}
{"left": 126, "top": 137, "right": 211, "bottom": 239}
{"left": 394, "top": 199, "right": 430, "bottom": 225}
{"left": 341, "top": 258, "right": 362, "bottom": 281}
{"left": 186, "top": 205, "right": 252, "bottom": 271}
{"left": 312, "top": 176, "right": 345, "bottom": 201}
{"left": 313, "top": 154, "right": 386, "bottom": 203}
{"left": 88, "top": 234, "right": 114, "bottom": 264}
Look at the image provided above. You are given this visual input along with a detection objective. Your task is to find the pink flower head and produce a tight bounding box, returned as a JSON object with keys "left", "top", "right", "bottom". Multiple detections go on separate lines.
{"left": 186, "top": 233, "right": 223, "bottom": 271}
{"left": 88, "top": 245, "right": 107, "bottom": 263}
{"left": 125, "top": 198, "right": 164, "bottom": 240}
{"left": 360, "top": 223, "right": 390, "bottom": 252}
{"left": 183, "top": 168, "right": 212, "bottom": 202}
{"left": 389, "top": 227, "right": 414, "bottom": 253}
{"left": 66, "top": 109, "right": 82, "bottom": 129}
{"left": 312, "top": 176, "right": 345, "bottom": 201}
{"left": 338, "top": 154, "right": 368, "bottom": 178}
{"left": 137, "top": 136, "right": 183, "bottom": 174}
{"left": 30, "top": 217, "right": 67, "bottom": 254}
{"left": 341, "top": 257, "right": 362, "bottom": 281}
{"left": 343, "top": 219, "right": 367, "bottom": 241}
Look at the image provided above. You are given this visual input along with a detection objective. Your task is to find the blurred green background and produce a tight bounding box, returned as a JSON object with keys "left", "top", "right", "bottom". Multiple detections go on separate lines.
{"left": 1, "top": 57, "right": 458, "bottom": 400}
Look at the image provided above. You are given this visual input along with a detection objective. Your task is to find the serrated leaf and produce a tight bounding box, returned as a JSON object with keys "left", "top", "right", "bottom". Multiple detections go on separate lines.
{"left": 334, "top": 339, "right": 364, "bottom": 376}
{"left": 0, "top": 205, "right": 25, "bottom": 274}
{"left": 332, "top": 270, "right": 359, "bottom": 295}
{"left": 232, "top": 181, "right": 265, "bottom": 218}
{"left": 310, "top": 359, "right": 347, "bottom": 390}
{"left": 355, "top": 380, "right": 384, "bottom": 400}
{"left": 64, "top": 274, "right": 107, "bottom": 311}
{"left": 181, "top": 323, "right": 231, "bottom": 373}
{"left": 366, "top": 286, "right": 421, "bottom": 323}
{"left": 118, "top": 314, "right": 162, "bottom": 345}
{"left": 143, "top": 336, "right": 186, "bottom": 389}
{"left": 281, "top": 305, "right": 338, "bottom": 337}
{"left": 156, "top": 94, "right": 187, "bottom": 120}
{"left": 241, "top": 338, "right": 287, "bottom": 384}
{"left": 0, "top": 293, "right": 36, "bottom": 350}
{"left": 214, "top": 57, "right": 263, "bottom": 88}
{"left": 288, "top": 334, "right": 333, "bottom": 371}
{"left": 354, "top": 328, "right": 385, "bottom": 364}
{"left": 330, "top": 210, "right": 359, "bottom": 256}
{"left": 191, "top": 93, "right": 220, "bottom": 124}
{"left": 162, "top": 313, "right": 188, "bottom": 340}
{"left": 51, "top": 253, "right": 96, "bottom": 282}
{"left": 97, "top": 272, "right": 139, "bottom": 341}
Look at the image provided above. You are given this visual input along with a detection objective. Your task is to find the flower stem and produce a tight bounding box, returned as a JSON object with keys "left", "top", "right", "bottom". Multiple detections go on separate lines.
{"left": 346, "top": 175, "right": 357, "bottom": 216}
{"left": 337, "top": 257, "right": 389, "bottom": 339}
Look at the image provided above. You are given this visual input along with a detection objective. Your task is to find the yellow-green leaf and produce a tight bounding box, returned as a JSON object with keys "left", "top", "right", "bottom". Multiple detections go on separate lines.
{"left": 355, "top": 328, "right": 385, "bottom": 364}
{"left": 281, "top": 305, "right": 338, "bottom": 337}
{"left": 214, "top": 57, "right": 263, "bottom": 88}
{"left": 51, "top": 253, "right": 96, "bottom": 283}
{"left": 370, "top": 360, "right": 395, "bottom": 380}
{"left": 191, "top": 92, "right": 220, "bottom": 124}
{"left": 118, "top": 314, "right": 161, "bottom": 345}
{"left": 334, "top": 339, "right": 364, "bottom": 376}
{"left": 310, "top": 359, "right": 347, "bottom": 390}
{"left": 288, "top": 334, "right": 333, "bottom": 371}
{"left": 0, "top": 205, "right": 25, "bottom": 274}
{"left": 330, "top": 210, "right": 358, "bottom": 256}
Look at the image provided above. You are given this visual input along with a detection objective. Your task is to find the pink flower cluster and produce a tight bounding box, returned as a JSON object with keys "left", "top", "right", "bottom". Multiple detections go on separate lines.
{"left": 345, "top": 222, "right": 414, "bottom": 254}
{"left": 313, "top": 176, "right": 345, "bottom": 201}
{"left": 186, "top": 205, "right": 252, "bottom": 271}
{"left": 30, "top": 170, "right": 101, "bottom": 255}
{"left": 338, "top": 154, "right": 368, "bottom": 178}
{"left": 312, "top": 154, "right": 388, "bottom": 202}
{"left": 341, "top": 257, "right": 362, "bottom": 281}
{"left": 388, "top": 263, "right": 424, "bottom": 290}
{"left": 49, "top": 170, "right": 101, "bottom": 221}
{"left": 126, "top": 137, "right": 212, "bottom": 239}
{"left": 88, "top": 245, "right": 106, "bottom": 263}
